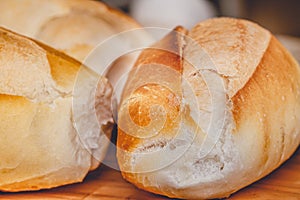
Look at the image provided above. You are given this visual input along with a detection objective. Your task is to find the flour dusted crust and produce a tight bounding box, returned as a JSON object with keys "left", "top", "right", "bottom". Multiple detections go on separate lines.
{"left": 117, "top": 18, "right": 300, "bottom": 199}
{"left": 0, "top": 28, "right": 113, "bottom": 191}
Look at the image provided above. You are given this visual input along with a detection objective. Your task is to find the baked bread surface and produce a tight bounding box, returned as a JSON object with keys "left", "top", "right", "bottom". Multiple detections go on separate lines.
{"left": 117, "top": 18, "right": 300, "bottom": 199}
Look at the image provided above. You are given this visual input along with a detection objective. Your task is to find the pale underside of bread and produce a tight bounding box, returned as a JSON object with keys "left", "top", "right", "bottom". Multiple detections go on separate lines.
{"left": 0, "top": 0, "right": 144, "bottom": 61}
{"left": 117, "top": 18, "right": 300, "bottom": 199}
{"left": 0, "top": 28, "right": 113, "bottom": 191}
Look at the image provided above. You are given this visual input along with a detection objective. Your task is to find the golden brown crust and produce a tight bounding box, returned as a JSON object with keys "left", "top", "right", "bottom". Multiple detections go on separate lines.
{"left": 0, "top": 94, "right": 88, "bottom": 191}
{"left": 46, "top": 53, "right": 79, "bottom": 90}
{"left": 117, "top": 27, "right": 187, "bottom": 153}
{"left": 133, "top": 26, "right": 186, "bottom": 73}
{"left": 232, "top": 35, "right": 300, "bottom": 173}
{"left": 233, "top": 36, "right": 300, "bottom": 130}
{"left": 0, "top": 27, "right": 81, "bottom": 95}
{"left": 0, "top": 26, "right": 112, "bottom": 191}
{"left": 117, "top": 18, "right": 300, "bottom": 199}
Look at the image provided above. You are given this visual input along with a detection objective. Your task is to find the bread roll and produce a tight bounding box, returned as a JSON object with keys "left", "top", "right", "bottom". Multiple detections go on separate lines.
{"left": 0, "top": 0, "right": 143, "bottom": 61}
{"left": 0, "top": 27, "right": 113, "bottom": 191}
{"left": 117, "top": 18, "right": 300, "bottom": 199}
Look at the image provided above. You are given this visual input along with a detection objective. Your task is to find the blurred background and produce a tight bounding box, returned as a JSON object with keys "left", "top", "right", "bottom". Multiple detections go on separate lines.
{"left": 100, "top": 0, "right": 300, "bottom": 61}
{"left": 100, "top": 0, "right": 300, "bottom": 36}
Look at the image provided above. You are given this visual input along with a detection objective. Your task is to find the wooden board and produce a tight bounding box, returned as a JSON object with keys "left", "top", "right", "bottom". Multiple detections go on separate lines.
{"left": 0, "top": 147, "right": 299, "bottom": 200}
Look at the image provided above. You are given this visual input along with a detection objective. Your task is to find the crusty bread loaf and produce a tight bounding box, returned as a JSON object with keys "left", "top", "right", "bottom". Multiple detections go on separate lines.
{"left": 117, "top": 18, "right": 300, "bottom": 199}
{"left": 0, "top": 0, "right": 143, "bottom": 61}
{"left": 0, "top": 27, "right": 113, "bottom": 192}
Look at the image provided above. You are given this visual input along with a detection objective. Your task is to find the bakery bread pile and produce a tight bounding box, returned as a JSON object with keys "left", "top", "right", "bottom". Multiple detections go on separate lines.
{"left": 0, "top": 0, "right": 143, "bottom": 62}
{"left": 0, "top": 0, "right": 299, "bottom": 199}
{"left": 117, "top": 18, "right": 300, "bottom": 199}
{"left": 0, "top": 0, "right": 144, "bottom": 192}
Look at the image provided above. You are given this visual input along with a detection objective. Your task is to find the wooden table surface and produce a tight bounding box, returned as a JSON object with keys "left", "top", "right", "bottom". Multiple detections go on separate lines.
{"left": 0, "top": 146, "right": 299, "bottom": 200}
